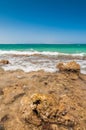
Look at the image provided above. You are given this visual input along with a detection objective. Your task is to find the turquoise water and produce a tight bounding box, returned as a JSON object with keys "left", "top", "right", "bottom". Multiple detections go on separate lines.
{"left": 0, "top": 44, "right": 86, "bottom": 53}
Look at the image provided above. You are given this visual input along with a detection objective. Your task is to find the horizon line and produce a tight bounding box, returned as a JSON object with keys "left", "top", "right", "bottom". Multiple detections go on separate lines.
{"left": 0, "top": 43, "right": 86, "bottom": 44}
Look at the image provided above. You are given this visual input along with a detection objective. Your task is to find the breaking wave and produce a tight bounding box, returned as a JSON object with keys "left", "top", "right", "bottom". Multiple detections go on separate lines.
{"left": 0, "top": 49, "right": 86, "bottom": 57}
{"left": 0, "top": 50, "right": 86, "bottom": 74}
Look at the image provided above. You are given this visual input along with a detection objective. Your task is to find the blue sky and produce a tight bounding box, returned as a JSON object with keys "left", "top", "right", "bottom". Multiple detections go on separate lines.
{"left": 0, "top": 0, "right": 86, "bottom": 44}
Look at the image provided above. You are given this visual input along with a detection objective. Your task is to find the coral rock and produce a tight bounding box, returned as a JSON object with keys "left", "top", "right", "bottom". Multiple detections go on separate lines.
{"left": 21, "top": 93, "right": 76, "bottom": 129}
{"left": 57, "top": 61, "right": 80, "bottom": 73}
{"left": 0, "top": 60, "right": 9, "bottom": 65}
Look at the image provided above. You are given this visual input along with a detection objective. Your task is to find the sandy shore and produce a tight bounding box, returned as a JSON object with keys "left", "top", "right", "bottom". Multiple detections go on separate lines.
{"left": 0, "top": 66, "right": 86, "bottom": 130}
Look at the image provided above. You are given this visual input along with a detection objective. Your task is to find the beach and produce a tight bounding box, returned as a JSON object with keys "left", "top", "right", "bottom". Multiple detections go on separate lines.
{"left": 0, "top": 60, "right": 86, "bottom": 130}
{"left": 0, "top": 44, "right": 86, "bottom": 130}
{"left": 0, "top": 0, "right": 86, "bottom": 129}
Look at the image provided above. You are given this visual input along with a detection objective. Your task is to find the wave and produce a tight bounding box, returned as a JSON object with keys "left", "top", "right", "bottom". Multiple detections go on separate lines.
{"left": 0, "top": 49, "right": 86, "bottom": 57}
{"left": 0, "top": 49, "right": 86, "bottom": 74}
{"left": 0, "top": 50, "right": 58, "bottom": 55}
{"left": 0, "top": 49, "right": 86, "bottom": 60}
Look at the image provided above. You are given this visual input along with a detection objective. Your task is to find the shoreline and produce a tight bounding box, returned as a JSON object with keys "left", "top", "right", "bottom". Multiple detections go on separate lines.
{"left": 0, "top": 53, "right": 86, "bottom": 74}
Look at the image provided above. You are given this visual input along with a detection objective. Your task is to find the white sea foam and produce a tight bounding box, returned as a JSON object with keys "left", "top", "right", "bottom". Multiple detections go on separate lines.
{"left": 0, "top": 50, "right": 86, "bottom": 57}
{"left": 0, "top": 50, "right": 86, "bottom": 74}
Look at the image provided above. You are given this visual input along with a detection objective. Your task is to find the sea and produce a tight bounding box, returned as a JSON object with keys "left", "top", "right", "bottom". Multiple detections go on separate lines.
{"left": 0, "top": 44, "right": 86, "bottom": 74}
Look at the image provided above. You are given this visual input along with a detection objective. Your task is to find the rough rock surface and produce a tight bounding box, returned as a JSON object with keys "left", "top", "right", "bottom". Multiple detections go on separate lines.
{"left": 0, "top": 60, "right": 9, "bottom": 65}
{"left": 21, "top": 93, "right": 76, "bottom": 129}
{"left": 0, "top": 62, "right": 86, "bottom": 130}
{"left": 57, "top": 61, "right": 80, "bottom": 73}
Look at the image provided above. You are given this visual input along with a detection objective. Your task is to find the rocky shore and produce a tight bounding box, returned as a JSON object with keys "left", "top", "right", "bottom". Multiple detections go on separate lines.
{"left": 0, "top": 61, "right": 86, "bottom": 130}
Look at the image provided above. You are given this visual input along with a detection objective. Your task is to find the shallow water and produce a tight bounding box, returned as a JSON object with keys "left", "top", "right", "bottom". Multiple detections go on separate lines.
{"left": 0, "top": 44, "right": 86, "bottom": 73}
{"left": 0, "top": 51, "right": 86, "bottom": 74}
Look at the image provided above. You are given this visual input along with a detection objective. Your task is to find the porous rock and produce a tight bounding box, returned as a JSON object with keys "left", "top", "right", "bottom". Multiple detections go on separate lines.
{"left": 20, "top": 93, "right": 76, "bottom": 129}
{"left": 57, "top": 61, "right": 80, "bottom": 73}
{"left": 0, "top": 60, "right": 9, "bottom": 65}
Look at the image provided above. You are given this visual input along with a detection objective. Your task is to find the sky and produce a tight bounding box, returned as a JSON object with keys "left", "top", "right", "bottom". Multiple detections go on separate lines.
{"left": 0, "top": 0, "right": 86, "bottom": 44}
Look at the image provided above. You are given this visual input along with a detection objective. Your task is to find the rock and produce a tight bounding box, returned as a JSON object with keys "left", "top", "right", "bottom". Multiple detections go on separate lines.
{"left": 0, "top": 60, "right": 9, "bottom": 65}
{"left": 21, "top": 93, "right": 76, "bottom": 129}
{"left": 57, "top": 61, "right": 80, "bottom": 73}
{"left": 20, "top": 96, "right": 42, "bottom": 126}
{"left": 30, "top": 93, "right": 57, "bottom": 122}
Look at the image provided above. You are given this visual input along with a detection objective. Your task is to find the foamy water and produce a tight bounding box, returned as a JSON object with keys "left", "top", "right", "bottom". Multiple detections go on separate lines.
{"left": 0, "top": 50, "right": 86, "bottom": 74}
{"left": 0, "top": 50, "right": 86, "bottom": 56}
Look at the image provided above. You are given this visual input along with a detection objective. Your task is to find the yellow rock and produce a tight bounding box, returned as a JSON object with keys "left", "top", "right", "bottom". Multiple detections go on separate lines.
{"left": 57, "top": 61, "right": 80, "bottom": 73}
